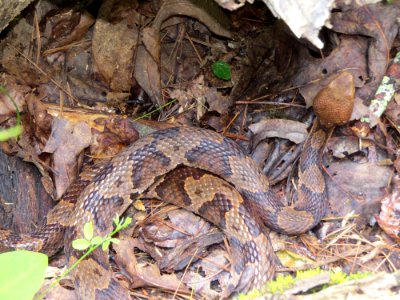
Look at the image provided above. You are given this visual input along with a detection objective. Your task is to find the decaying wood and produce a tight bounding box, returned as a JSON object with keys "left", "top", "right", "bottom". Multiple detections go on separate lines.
{"left": 0, "top": 150, "right": 53, "bottom": 233}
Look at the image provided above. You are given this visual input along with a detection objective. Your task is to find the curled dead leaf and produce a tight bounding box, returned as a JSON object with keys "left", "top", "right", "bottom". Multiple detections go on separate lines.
{"left": 42, "top": 118, "right": 91, "bottom": 198}
{"left": 249, "top": 118, "right": 308, "bottom": 144}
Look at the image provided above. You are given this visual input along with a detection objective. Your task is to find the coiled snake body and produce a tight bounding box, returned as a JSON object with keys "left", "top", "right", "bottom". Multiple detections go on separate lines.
{"left": 0, "top": 73, "right": 355, "bottom": 299}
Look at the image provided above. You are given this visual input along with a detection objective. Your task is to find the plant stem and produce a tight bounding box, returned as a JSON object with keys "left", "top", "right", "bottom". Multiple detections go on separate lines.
{"left": 35, "top": 225, "right": 123, "bottom": 300}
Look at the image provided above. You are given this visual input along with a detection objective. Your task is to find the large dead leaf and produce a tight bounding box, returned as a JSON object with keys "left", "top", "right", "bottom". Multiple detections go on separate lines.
{"left": 331, "top": 3, "right": 400, "bottom": 124}
{"left": 292, "top": 37, "right": 367, "bottom": 108}
{"left": 159, "top": 231, "right": 224, "bottom": 272}
{"left": 249, "top": 118, "right": 308, "bottom": 144}
{"left": 134, "top": 27, "right": 162, "bottom": 105}
{"left": 326, "top": 136, "right": 361, "bottom": 159}
{"left": 42, "top": 118, "right": 91, "bottom": 198}
{"left": 44, "top": 9, "right": 94, "bottom": 50}
{"left": 326, "top": 161, "right": 392, "bottom": 222}
{"left": 114, "top": 238, "right": 190, "bottom": 294}
{"left": 92, "top": 0, "right": 139, "bottom": 92}
{"left": 138, "top": 207, "right": 224, "bottom": 273}
{"left": 184, "top": 248, "right": 231, "bottom": 298}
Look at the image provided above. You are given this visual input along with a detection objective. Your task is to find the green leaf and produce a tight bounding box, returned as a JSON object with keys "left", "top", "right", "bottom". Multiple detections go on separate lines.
{"left": 113, "top": 215, "right": 120, "bottom": 226}
{"left": 102, "top": 240, "right": 111, "bottom": 251}
{"left": 0, "top": 250, "right": 48, "bottom": 300}
{"left": 0, "top": 125, "right": 22, "bottom": 141}
{"left": 212, "top": 61, "right": 231, "bottom": 81}
{"left": 122, "top": 217, "right": 132, "bottom": 228}
{"left": 91, "top": 236, "right": 103, "bottom": 246}
{"left": 267, "top": 274, "right": 295, "bottom": 294}
{"left": 348, "top": 271, "right": 371, "bottom": 280}
{"left": 0, "top": 86, "right": 22, "bottom": 141}
{"left": 72, "top": 239, "right": 91, "bottom": 251}
{"left": 110, "top": 238, "right": 120, "bottom": 244}
{"left": 330, "top": 271, "right": 347, "bottom": 285}
{"left": 83, "top": 222, "right": 93, "bottom": 241}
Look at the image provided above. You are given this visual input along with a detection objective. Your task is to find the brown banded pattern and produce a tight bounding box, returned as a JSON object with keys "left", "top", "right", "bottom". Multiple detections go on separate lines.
{"left": 0, "top": 124, "right": 332, "bottom": 299}
{"left": 148, "top": 167, "right": 274, "bottom": 295}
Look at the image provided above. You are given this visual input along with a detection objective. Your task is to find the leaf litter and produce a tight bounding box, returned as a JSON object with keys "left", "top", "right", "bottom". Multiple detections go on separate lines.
{"left": 1, "top": 0, "right": 400, "bottom": 299}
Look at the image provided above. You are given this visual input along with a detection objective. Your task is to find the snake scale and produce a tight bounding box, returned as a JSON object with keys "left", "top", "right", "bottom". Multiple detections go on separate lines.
{"left": 0, "top": 72, "right": 355, "bottom": 299}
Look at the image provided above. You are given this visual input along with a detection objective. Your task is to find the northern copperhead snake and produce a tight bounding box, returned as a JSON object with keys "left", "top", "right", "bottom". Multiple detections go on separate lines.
{"left": 0, "top": 72, "right": 355, "bottom": 299}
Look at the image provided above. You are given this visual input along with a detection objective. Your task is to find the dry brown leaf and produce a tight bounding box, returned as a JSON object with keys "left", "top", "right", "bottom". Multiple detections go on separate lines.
{"left": 154, "top": 0, "right": 231, "bottom": 38}
{"left": 331, "top": 3, "right": 400, "bottom": 124}
{"left": 137, "top": 206, "right": 225, "bottom": 275}
{"left": 184, "top": 248, "right": 231, "bottom": 298}
{"left": 44, "top": 9, "right": 94, "bottom": 50}
{"left": 249, "top": 118, "right": 308, "bottom": 144}
{"left": 168, "top": 209, "right": 211, "bottom": 236}
{"left": 140, "top": 209, "right": 212, "bottom": 248}
{"left": 331, "top": 4, "right": 399, "bottom": 93}
{"left": 134, "top": 27, "right": 162, "bottom": 105}
{"left": 114, "top": 238, "right": 190, "bottom": 293}
{"left": 326, "top": 161, "right": 392, "bottom": 221}
{"left": 326, "top": 136, "right": 360, "bottom": 159}
{"left": 169, "top": 76, "right": 206, "bottom": 110}
{"left": 205, "top": 88, "right": 231, "bottom": 115}
{"left": 92, "top": 0, "right": 139, "bottom": 92}
{"left": 26, "top": 95, "right": 53, "bottom": 145}
{"left": 42, "top": 118, "right": 91, "bottom": 198}
{"left": 37, "top": 282, "right": 77, "bottom": 300}
{"left": 0, "top": 74, "right": 30, "bottom": 118}
{"left": 292, "top": 3, "right": 400, "bottom": 124}
{"left": 159, "top": 231, "right": 224, "bottom": 272}
{"left": 293, "top": 37, "right": 367, "bottom": 107}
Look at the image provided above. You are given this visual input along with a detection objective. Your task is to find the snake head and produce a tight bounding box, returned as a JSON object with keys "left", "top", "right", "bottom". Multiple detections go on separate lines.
{"left": 313, "top": 71, "right": 355, "bottom": 128}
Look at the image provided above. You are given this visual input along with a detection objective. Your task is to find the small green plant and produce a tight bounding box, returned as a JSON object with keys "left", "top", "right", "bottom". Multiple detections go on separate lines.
{"left": 71, "top": 215, "right": 131, "bottom": 251}
{"left": 330, "top": 270, "right": 348, "bottom": 285}
{"left": 348, "top": 271, "right": 372, "bottom": 280}
{"left": 296, "top": 267, "right": 325, "bottom": 280}
{"left": 0, "top": 251, "right": 48, "bottom": 300}
{"left": 0, "top": 86, "right": 22, "bottom": 141}
{"left": 35, "top": 215, "right": 132, "bottom": 299}
{"left": 212, "top": 61, "right": 231, "bottom": 81}
{"left": 236, "top": 288, "right": 264, "bottom": 300}
{"left": 267, "top": 274, "right": 295, "bottom": 294}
